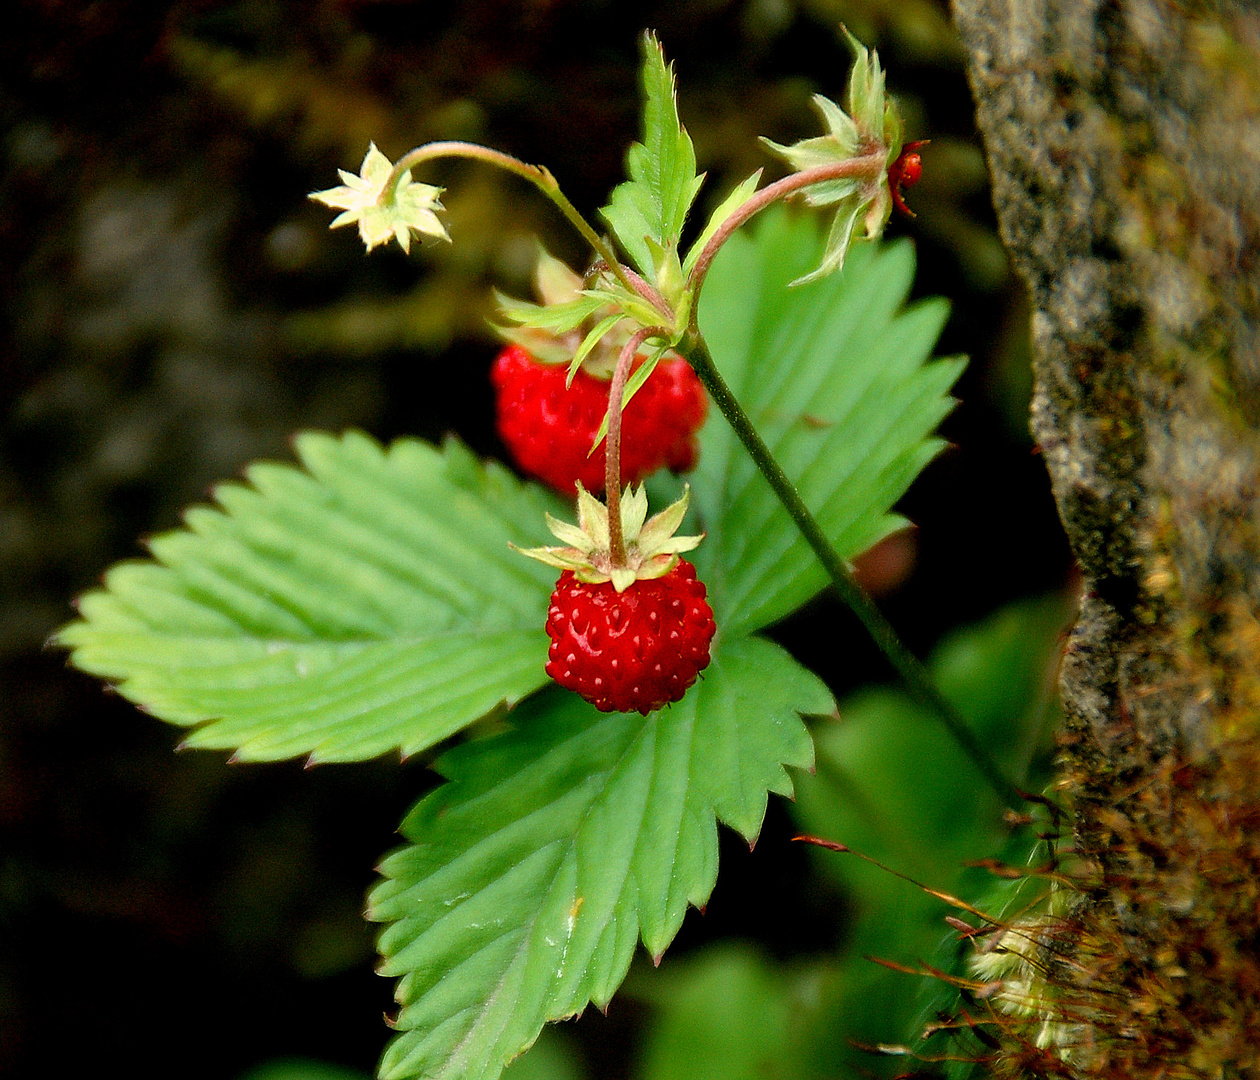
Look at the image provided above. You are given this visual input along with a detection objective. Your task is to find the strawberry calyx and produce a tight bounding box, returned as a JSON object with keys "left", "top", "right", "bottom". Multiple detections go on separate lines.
{"left": 515, "top": 484, "right": 702, "bottom": 593}
{"left": 495, "top": 247, "right": 677, "bottom": 381}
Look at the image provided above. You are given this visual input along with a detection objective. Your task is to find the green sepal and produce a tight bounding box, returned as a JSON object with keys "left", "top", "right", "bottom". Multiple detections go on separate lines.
{"left": 841, "top": 26, "right": 887, "bottom": 140}
{"left": 757, "top": 32, "right": 905, "bottom": 280}
{"left": 565, "top": 313, "right": 627, "bottom": 384}
{"left": 310, "top": 142, "right": 448, "bottom": 254}
{"left": 580, "top": 286, "right": 672, "bottom": 334}
{"left": 644, "top": 237, "right": 686, "bottom": 311}
{"left": 513, "top": 484, "right": 701, "bottom": 591}
{"left": 494, "top": 291, "right": 604, "bottom": 336}
{"left": 798, "top": 200, "right": 863, "bottom": 287}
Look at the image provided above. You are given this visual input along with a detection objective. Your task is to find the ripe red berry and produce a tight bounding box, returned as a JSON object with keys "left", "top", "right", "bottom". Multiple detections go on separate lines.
{"left": 491, "top": 344, "right": 707, "bottom": 495}
{"left": 545, "top": 559, "right": 716, "bottom": 714}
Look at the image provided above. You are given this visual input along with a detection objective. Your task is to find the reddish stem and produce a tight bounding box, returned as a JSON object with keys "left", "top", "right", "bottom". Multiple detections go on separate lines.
{"left": 385, "top": 141, "right": 641, "bottom": 299}
{"left": 618, "top": 266, "right": 674, "bottom": 322}
{"left": 685, "top": 151, "right": 886, "bottom": 327}
{"left": 605, "top": 325, "right": 665, "bottom": 565}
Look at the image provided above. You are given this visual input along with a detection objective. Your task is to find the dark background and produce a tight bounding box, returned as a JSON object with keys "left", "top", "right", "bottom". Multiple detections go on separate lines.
{"left": 0, "top": 2, "right": 1070, "bottom": 1076}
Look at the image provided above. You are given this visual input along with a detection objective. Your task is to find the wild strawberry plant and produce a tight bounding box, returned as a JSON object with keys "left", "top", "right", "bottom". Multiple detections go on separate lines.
{"left": 58, "top": 31, "right": 998, "bottom": 1080}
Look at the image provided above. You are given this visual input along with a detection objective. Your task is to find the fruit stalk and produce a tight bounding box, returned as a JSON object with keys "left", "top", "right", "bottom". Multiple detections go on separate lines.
{"left": 684, "top": 152, "right": 886, "bottom": 319}
{"left": 680, "top": 331, "right": 1024, "bottom": 807}
{"left": 384, "top": 141, "right": 642, "bottom": 299}
{"left": 604, "top": 325, "right": 667, "bottom": 564}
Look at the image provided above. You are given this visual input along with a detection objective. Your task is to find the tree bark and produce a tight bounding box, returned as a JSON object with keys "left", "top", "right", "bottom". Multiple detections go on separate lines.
{"left": 950, "top": 1, "right": 1260, "bottom": 1075}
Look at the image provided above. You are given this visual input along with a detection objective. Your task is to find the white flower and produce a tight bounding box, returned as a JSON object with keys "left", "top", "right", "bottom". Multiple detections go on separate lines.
{"left": 309, "top": 143, "right": 449, "bottom": 253}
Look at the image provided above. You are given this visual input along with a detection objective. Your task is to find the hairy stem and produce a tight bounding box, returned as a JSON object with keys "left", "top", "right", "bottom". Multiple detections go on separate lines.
{"left": 685, "top": 151, "right": 886, "bottom": 323}
{"left": 617, "top": 265, "right": 674, "bottom": 324}
{"left": 387, "top": 141, "right": 641, "bottom": 299}
{"left": 681, "top": 332, "right": 1024, "bottom": 807}
{"left": 605, "top": 325, "right": 663, "bottom": 565}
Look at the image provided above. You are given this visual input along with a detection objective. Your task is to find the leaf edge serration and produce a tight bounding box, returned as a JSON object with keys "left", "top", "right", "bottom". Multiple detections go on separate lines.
{"left": 368, "top": 635, "right": 826, "bottom": 1080}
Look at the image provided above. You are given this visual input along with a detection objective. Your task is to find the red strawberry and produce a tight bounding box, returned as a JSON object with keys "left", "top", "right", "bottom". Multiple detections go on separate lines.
{"left": 545, "top": 559, "right": 715, "bottom": 714}
{"left": 491, "top": 344, "right": 707, "bottom": 495}
{"left": 515, "top": 484, "right": 715, "bottom": 714}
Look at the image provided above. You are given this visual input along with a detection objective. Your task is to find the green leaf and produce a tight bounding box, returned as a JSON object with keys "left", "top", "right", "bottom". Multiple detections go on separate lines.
{"left": 692, "top": 207, "right": 965, "bottom": 635}
{"left": 59, "top": 432, "right": 563, "bottom": 763}
{"left": 600, "top": 32, "right": 704, "bottom": 277}
{"left": 370, "top": 636, "right": 825, "bottom": 1080}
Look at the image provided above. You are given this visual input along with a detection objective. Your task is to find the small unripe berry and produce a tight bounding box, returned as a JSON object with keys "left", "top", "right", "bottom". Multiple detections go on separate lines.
{"left": 888, "top": 140, "right": 928, "bottom": 217}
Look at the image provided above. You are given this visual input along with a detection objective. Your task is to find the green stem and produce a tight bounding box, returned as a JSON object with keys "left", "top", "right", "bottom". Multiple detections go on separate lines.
{"left": 681, "top": 332, "right": 1025, "bottom": 807}
{"left": 387, "top": 141, "right": 641, "bottom": 300}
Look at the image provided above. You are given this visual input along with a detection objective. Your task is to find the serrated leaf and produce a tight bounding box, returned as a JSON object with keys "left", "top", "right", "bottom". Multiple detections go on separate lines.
{"left": 691, "top": 207, "right": 964, "bottom": 636}
{"left": 600, "top": 33, "right": 704, "bottom": 277}
{"left": 59, "top": 433, "right": 563, "bottom": 762}
{"left": 370, "top": 636, "right": 825, "bottom": 1080}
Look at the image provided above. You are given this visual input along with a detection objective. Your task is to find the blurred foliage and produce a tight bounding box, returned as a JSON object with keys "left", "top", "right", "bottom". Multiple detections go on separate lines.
{"left": 633, "top": 946, "right": 809, "bottom": 1080}
{"left": 500, "top": 1028, "right": 588, "bottom": 1080}
{"left": 0, "top": 2, "right": 1071, "bottom": 1078}
{"left": 241, "top": 1060, "right": 373, "bottom": 1080}
{"left": 794, "top": 0, "right": 961, "bottom": 62}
